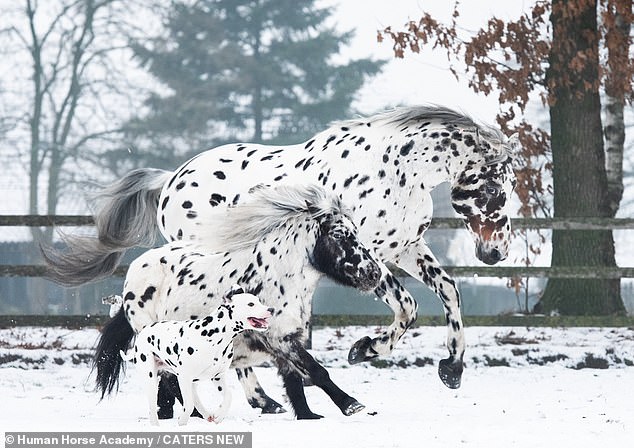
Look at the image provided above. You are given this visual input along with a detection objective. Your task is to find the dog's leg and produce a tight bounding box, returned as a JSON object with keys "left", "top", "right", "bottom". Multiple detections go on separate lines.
{"left": 177, "top": 378, "right": 195, "bottom": 426}
{"left": 211, "top": 375, "right": 231, "bottom": 423}
{"left": 192, "top": 382, "right": 212, "bottom": 421}
{"left": 235, "top": 367, "right": 286, "bottom": 414}
{"left": 144, "top": 360, "right": 160, "bottom": 426}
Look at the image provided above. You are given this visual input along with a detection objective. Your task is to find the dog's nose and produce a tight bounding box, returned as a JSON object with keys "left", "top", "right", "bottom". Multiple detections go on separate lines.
{"left": 267, "top": 307, "right": 275, "bottom": 315}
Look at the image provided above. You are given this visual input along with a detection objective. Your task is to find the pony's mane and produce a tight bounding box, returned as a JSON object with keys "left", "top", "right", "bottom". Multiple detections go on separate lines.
{"left": 199, "top": 184, "right": 350, "bottom": 252}
{"left": 334, "top": 105, "right": 511, "bottom": 164}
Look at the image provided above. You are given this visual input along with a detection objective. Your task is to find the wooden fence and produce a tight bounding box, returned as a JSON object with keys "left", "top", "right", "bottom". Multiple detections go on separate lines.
{"left": 2, "top": 215, "right": 634, "bottom": 279}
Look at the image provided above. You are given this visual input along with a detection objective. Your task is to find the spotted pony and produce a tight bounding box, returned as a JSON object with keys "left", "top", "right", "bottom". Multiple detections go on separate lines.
{"left": 94, "top": 184, "right": 415, "bottom": 419}
{"left": 44, "top": 105, "right": 517, "bottom": 400}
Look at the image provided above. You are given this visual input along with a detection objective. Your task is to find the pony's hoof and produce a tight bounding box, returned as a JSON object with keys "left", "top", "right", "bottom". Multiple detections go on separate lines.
{"left": 348, "top": 336, "right": 378, "bottom": 364}
{"left": 296, "top": 411, "right": 324, "bottom": 420}
{"left": 261, "top": 400, "right": 287, "bottom": 414}
{"left": 438, "top": 357, "right": 463, "bottom": 389}
{"left": 157, "top": 407, "right": 173, "bottom": 420}
{"left": 342, "top": 400, "right": 365, "bottom": 416}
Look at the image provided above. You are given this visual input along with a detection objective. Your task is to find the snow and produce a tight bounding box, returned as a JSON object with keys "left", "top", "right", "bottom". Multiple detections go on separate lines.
{"left": 1, "top": 325, "right": 633, "bottom": 447}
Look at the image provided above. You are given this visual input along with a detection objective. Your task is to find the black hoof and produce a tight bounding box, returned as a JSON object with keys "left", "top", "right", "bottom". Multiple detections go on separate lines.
{"left": 342, "top": 400, "right": 365, "bottom": 416}
{"left": 296, "top": 411, "right": 324, "bottom": 420}
{"left": 348, "top": 336, "right": 378, "bottom": 364}
{"left": 157, "top": 407, "right": 173, "bottom": 420}
{"left": 190, "top": 407, "right": 203, "bottom": 418}
{"left": 438, "top": 357, "right": 463, "bottom": 389}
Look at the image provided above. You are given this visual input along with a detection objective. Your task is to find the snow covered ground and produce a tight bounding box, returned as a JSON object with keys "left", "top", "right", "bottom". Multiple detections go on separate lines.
{"left": 1, "top": 325, "right": 633, "bottom": 448}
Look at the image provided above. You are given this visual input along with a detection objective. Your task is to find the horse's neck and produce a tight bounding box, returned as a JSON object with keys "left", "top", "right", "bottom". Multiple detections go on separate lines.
{"left": 310, "top": 122, "right": 474, "bottom": 191}
{"left": 258, "top": 219, "right": 321, "bottom": 288}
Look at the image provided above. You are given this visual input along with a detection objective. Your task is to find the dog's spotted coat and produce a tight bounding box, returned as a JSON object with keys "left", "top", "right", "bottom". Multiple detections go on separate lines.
{"left": 121, "top": 287, "right": 273, "bottom": 425}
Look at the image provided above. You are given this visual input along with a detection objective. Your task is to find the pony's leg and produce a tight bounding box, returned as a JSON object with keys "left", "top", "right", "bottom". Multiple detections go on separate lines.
{"left": 235, "top": 367, "right": 286, "bottom": 414}
{"left": 157, "top": 373, "right": 178, "bottom": 419}
{"left": 273, "top": 358, "right": 323, "bottom": 420}
{"left": 158, "top": 373, "right": 203, "bottom": 419}
{"left": 392, "top": 243, "right": 465, "bottom": 389}
{"left": 348, "top": 262, "right": 418, "bottom": 362}
{"left": 289, "top": 341, "right": 364, "bottom": 416}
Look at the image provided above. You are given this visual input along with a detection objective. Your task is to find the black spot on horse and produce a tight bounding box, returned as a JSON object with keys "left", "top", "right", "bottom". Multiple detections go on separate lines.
{"left": 209, "top": 193, "right": 226, "bottom": 207}
{"left": 400, "top": 140, "right": 415, "bottom": 156}
{"left": 214, "top": 171, "right": 226, "bottom": 180}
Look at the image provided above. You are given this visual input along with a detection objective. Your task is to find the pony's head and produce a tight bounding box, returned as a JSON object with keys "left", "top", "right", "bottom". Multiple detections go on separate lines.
{"left": 310, "top": 210, "right": 381, "bottom": 291}
{"left": 207, "top": 184, "right": 382, "bottom": 291}
{"left": 451, "top": 132, "right": 518, "bottom": 265}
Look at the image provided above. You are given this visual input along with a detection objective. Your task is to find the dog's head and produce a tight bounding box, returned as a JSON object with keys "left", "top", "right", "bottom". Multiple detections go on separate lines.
{"left": 223, "top": 284, "right": 273, "bottom": 332}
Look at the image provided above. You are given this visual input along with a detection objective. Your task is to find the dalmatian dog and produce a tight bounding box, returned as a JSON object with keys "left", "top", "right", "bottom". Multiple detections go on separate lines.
{"left": 120, "top": 285, "right": 272, "bottom": 426}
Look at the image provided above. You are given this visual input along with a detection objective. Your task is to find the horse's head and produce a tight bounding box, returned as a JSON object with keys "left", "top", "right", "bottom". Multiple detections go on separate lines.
{"left": 310, "top": 212, "right": 382, "bottom": 291}
{"left": 450, "top": 133, "right": 518, "bottom": 265}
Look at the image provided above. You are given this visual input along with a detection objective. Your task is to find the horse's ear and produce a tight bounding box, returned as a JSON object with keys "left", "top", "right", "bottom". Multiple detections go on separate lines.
{"left": 305, "top": 200, "right": 321, "bottom": 216}
{"left": 223, "top": 284, "right": 245, "bottom": 303}
{"left": 508, "top": 133, "right": 520, "bottom": 153}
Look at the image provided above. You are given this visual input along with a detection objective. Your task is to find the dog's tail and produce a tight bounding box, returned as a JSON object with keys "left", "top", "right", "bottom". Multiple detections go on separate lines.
{"left": 119, "top": 349, "right": 134, "bottom": 362}
{"left": 41, "top": 168, "right": 172, "bottom": 287}
{"left": 93, "top": 306, "right": 135, "bottom": 399}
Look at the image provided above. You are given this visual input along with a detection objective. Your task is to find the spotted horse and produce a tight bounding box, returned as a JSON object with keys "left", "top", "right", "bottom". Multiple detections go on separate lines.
{"left": 43, "top": 105, "right": 518, "bottom": 411}
{"left": 94, "top": 184, "right": 411, "bottom": 419}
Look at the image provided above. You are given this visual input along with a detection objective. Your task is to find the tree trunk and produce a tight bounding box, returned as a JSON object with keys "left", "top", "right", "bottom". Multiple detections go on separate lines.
{"left": 538, "top": 0, "right": 624, "bottom": 315}
{"left": 604, "top": 0, "right": 631, "bottom": 217}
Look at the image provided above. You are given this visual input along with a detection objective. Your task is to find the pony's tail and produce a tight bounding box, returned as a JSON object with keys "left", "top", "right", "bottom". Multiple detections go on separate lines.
{"left": 93, "top": 307, "right": 135, "bottom": 398}
{"left": 41, "top": 168, "right": 172, "bottom": 287}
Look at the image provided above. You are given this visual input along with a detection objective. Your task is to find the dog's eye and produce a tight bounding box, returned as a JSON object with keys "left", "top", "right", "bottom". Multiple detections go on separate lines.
{"left": 248, "top": 302, "right": 254, "bottom": 307}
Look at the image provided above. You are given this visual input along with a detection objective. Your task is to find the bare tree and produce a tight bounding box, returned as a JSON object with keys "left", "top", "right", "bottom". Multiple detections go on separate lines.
{"left": 1, "top": 0, "right": 154, "bottom": 243}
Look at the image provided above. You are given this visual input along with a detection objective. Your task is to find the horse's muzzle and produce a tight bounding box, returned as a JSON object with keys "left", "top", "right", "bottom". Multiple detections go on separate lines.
{"left": 476, "top": 245, "right": 505, "bottom": 265}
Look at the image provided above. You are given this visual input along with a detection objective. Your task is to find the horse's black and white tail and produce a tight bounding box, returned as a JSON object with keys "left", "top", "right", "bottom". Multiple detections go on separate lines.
{"left": 41, "top": 168, "right": 172, "bottom": 286}
{"left": 94, "top": 306, "right": 135, "bottom": 398}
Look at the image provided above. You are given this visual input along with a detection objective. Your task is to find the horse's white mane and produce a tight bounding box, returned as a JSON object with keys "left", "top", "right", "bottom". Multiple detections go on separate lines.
{"left": 198, "top": 184, "right": 350, "bottom": 252}
{"left": 334, "top": 105, "right": 513, "bottom": 164}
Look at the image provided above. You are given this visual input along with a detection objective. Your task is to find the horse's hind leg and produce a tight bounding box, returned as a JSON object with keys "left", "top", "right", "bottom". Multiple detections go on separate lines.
{"left": 235, "top": 367, "right": 286, "bottom": 414}
{"left": 292, "top": 342, "right": 364, "bottom": 416}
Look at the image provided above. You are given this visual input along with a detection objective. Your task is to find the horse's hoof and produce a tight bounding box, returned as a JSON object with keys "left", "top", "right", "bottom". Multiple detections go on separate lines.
{"left": 348, "top": 336, "right": 377, "bottom": 364}
{"left": 261, "top": 400, "right": 287, "bottom": 414}
{"left": 157, "top": 407, "right": 173, "bottom": 420}
{"left": 190, "top": 407, "right": 203, "bottom": 418}
{"left": 438, "top": 357, "right": 463, "bottom": 389}
{"left": 249, "top": 396, "right": 287, "bottom": 414}
{"left": 296, "top": 411, "right": 324, "bottom": 420}
{"left": 342, "top": 400, "right": 365, "bottom": 416}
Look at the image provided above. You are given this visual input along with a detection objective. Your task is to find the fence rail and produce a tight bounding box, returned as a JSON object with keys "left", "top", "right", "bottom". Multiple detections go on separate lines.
{"left": 2, "top": 215, "right": 634, "bottom": 279}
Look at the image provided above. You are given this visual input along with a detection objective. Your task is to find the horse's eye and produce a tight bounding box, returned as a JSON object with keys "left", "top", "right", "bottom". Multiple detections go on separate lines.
{"left": 485, "top": 184, "right": 500, "bottom": 196}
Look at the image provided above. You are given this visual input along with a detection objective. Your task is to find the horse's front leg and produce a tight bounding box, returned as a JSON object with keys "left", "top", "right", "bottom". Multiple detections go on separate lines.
{"left": 348, "top": 262, "right": 418, "bottom": 362}
{"left": 234, "top": 367, "right": 286, "bottom": 414}
{"left": 289, "top": 340, "right": 365, "bottom": 416}
{"left": 394, "top": 243, "right": 465, "bottom": 389}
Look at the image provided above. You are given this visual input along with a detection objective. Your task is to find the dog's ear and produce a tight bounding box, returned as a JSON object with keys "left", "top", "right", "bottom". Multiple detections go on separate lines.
{"left": 223, "top": 284, "right": 245, "bottom": 303}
